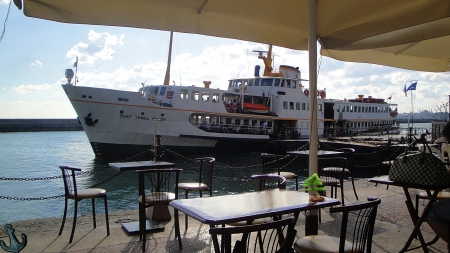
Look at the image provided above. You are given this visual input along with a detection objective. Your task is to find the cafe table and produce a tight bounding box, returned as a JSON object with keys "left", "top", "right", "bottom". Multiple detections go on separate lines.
{"left": 109, "top": 160, "right": 176, "bottom": 234}
{"left": 170, "top": 188, "right": 340, "bottom": 249}
{"left": 368, "top": 175, "right": 450, "bottom": 253}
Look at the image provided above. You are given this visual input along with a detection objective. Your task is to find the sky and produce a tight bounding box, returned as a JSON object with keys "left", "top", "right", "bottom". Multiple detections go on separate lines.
{"left": 1, "top": 1, "right": 449, "bottom": 119}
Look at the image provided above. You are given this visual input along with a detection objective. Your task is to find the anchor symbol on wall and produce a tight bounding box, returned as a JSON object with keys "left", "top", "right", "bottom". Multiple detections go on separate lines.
{"left": 0, "top": 224, "right": 27, "bottom": 253}
{"left": 84, "top": 113, "right": 98, "bottom": 127}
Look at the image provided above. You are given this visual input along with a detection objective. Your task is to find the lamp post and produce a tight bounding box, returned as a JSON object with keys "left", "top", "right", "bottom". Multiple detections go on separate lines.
{"left": 152, "top": 114, "right": 166, "bottom": 162}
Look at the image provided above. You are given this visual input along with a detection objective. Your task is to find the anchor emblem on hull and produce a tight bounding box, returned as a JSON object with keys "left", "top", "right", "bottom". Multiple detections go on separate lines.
{"left": 0, "top": 224, "right": 27, "bottom": 253}
{"left": 84, "top": 113, "right": 98, "bottom": 126}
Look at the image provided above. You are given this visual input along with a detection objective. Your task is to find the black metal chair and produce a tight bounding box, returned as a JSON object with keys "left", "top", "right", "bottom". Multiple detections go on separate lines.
{"left": 58, "top": 165, "right": 110, "bottom": 243}
{"left": 322, "top": 148, "right": 358, "bottom": 201}
{"left": 294, "top": 197, "right": 381, "bottom": 253}
{"left": 261, "top": 153, "right": 298, "bottom": 190}
{"left": 136, "top": 168, "right": 182, "bottom": 252}
{"left": 176, "top": 157, "right": 214, "bottom": 229}
{"left": 210, "top": 216, "right": 296, "bottom": 253}
{"left": 318, "top": 157, "right": 346, "bottom": 205}
{"left": 251, "top": 174, "right": 286, "bottom": 191}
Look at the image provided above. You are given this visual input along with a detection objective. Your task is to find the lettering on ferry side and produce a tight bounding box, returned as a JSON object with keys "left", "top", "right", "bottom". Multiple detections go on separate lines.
{"left": 135, "top": 116, "right": 150, "bottom": 120}
{"left": 120, "top": 114, "right": 133, "bottom": 119}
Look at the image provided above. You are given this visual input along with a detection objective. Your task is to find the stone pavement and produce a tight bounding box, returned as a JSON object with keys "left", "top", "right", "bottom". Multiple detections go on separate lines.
{"left": 1, "top": 178, "right": 447, "bottom": 253}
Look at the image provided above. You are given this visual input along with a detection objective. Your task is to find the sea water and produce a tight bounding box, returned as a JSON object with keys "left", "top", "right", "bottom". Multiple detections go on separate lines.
{"left": 0, "top": 122, "right": 431, "bottom": 224}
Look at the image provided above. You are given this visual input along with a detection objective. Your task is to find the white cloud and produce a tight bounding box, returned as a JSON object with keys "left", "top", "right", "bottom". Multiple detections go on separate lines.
{"left": 66, "top": 30, "right": 124, "bottom": 64}
{"left": 31, "top": 60, "right": 42, "bottom": 66}
{"left": 13, "top": 83, "right": 54, "bottom": 94}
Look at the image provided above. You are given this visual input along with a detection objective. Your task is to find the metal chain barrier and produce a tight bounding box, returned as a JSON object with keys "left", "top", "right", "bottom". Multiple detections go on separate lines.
{"left": 0, "top": 146, "right": 156, "bottom": 201}
{"left": 1, "top": 140, "right": 401, "bottom": 200}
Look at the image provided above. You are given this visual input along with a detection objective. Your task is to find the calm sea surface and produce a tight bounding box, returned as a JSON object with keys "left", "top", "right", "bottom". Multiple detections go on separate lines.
{"left": 0, "top": 122, "right": 431, "bottom": 224}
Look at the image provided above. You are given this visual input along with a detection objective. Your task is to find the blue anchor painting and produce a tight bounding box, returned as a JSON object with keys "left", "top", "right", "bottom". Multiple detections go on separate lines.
{"left": 0, "top": 224, "right": 27, "bottom": 253}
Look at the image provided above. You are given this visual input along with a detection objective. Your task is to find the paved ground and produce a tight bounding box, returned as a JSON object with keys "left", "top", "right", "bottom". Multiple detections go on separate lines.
{"left": 0, "top": 178, "right": 447, "bottom": 253}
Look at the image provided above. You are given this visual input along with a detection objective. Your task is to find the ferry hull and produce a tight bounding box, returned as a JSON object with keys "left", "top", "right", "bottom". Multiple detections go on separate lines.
{"left": 63, "top": 84, "right": 271, "bottom": 157}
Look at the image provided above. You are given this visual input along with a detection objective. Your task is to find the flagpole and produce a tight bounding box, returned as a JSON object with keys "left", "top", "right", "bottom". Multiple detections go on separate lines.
{"left": 411, "top": 89, "right": 413, "bottom": 129}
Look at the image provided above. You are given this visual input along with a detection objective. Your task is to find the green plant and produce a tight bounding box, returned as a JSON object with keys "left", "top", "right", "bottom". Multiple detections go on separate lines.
{"left": 303, "top": 173, "right": 326, "bottom": 197}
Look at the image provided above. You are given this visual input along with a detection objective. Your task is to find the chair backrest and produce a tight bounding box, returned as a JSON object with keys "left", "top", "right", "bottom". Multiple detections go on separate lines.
{"left": 330, "top": 197, "right": 381, "bottom": 253}
{"left": 209, "top": 216, "right": 296, "bottom": 253}
{"left": 135, "top": 168, "right": 183, "bottom": 205}
{"left": 261, "top": 153, "right": 285, "bottom": 175}
{"left": 251, "top": 174, "right": 286, "bottom": 190}
{"left": 318, "top": 157, "right": 347, "bottom": 180}
{"left": 195, "top": 157, "right": 215, "bottom": 188}
{"left": 336, "top": 148, "right": 355, "bottom": 171}
{"left": 59, "top": 165, "right": 82, "bottom": 199}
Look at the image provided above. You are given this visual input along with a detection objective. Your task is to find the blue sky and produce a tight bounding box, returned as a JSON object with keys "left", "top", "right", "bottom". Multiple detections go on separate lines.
{"left": 1, "top": 1, "right": 449, "bottom": 119}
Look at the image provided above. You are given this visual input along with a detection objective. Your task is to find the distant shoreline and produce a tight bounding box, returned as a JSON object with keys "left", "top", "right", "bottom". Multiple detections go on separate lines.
{"left": 0, "top": 119, "right": 83, "bottom": 132}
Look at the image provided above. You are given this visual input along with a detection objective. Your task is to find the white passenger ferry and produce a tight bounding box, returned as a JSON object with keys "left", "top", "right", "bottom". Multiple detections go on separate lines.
{"left": 62, "top": 45, "right": 398, "bottom": 157}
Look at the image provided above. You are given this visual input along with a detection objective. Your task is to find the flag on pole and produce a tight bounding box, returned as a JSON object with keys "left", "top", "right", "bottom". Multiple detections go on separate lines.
{"left": 73, "top": 56, "right": 78, "bottom": 68}
{"left": 387, "top": 95, "right": 392, "bottom": 100}
{"left": 406, "top": 82, "right": 417, "bottom": 91}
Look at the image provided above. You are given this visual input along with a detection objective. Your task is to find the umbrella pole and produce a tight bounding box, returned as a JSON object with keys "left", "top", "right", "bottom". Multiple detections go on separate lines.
{"left": 305, "top": 0, "right": 320, "bottom": 237}
{"left": 308, "top": 0, "right": 319, "bottom": 176}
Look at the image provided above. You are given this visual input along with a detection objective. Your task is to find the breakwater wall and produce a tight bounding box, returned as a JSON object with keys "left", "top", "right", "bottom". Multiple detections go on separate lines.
{"left": 0, "top": 119, "right": 83, "bottom": 132}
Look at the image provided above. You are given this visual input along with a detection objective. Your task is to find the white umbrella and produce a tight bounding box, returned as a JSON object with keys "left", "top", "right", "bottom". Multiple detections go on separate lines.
{"left": 14, "top": 0, "right": 450, "bottom": 174}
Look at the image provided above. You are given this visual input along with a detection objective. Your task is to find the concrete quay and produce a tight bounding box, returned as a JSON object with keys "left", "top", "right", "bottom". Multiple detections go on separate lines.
{"left": 1, "top": 178, "right": 447, "bottom": 253}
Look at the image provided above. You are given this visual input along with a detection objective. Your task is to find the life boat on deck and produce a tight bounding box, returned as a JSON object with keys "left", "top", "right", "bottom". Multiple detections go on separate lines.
{"left": 390, "top": 111, "right": 398, "bottom": 117}
{"left": 243, "top": 103, "right": 269, "bottom": 114}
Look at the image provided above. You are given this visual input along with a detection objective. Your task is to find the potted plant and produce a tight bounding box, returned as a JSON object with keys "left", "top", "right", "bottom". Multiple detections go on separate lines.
{"left": 303, "top": 173, "right": 326, "bottom": 202}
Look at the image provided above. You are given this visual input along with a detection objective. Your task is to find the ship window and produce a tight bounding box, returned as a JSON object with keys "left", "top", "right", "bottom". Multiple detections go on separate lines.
{"left": 225, "top": 118, "right": 231, "bottom": 124}
{"left": 202, "top": 92, "right": 210, "bottom": 102}
{"left": 153, "top": 87, "right": 159, "bottom": 95}
{"left": 159, "top": 87, "right": 167, "bottom": 96}
{"left": 346, "top": 106, "right": 349, "bottom": 112}
{"left": 296, "top": 102, "right": 300, "bottom": 110}
{"left": 212, "top": 93, "right": 219, "bottom": 103}
{"left": 318, "top": 104, "right": 322, "bottom": 111}
{"left": 243, "top": 119, "right": 249, "bottom": 126}
{"left": 336, "top": 105, "right": 340, "bottom": 112}
{"left": 341, "top": 105, "right": 345, "bottom": 112}
{"left": 307, "top": 103, "right": 310, "bottom": 111}
{"left": 302, "top": 103, "right": 306, "bottom": 110}
{"left": 350, "top": 106, "right": 353, "bottom": 112}
{"left": 249, "top": 80, "right": 254, "bottom": 86}
{"left": 291, "top": 80, "right": 297, "bottom": 89}
{"left": 286, "top": 80, "right": 291, "bottom": 88}
{"left": 192, "top": 90, "right": 199, "bottom": 101}
{"left": 283, "top": 101, "right": 288, "bottom": 109}
{"left": 262, "top": 78, "right": 274, "bottom": 87}
{"left": 235, "top": 119, "right": 241, "bottom": 125}
{"left": 228, "top": 80, "right": 233, "bottom": 88}
{"left": 290, "top": 102, "right": 294, "bottom": 110}
{"left": 254, "top": 79, "right": 260, "bottom": 86}
{"left": 279, "top": 79, "right": 284, "bottom": 87}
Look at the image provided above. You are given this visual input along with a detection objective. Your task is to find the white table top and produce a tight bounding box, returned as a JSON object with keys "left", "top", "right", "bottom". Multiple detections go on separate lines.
{"left": 109, "top": 160, "right": 175, "bottom": 171}
{"left": 170, "top": 189, "right": 340, "bottom": 225}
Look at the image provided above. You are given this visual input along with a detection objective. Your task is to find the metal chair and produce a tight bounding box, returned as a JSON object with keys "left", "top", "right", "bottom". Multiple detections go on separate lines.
{"left": 294, "top": 197, "right": 381, "bottom": 253}
{"left": 251, "top": 174, "right": 286, "bottom": 191}
{"left": 322, "top": 148, "right": 358, "bottom": 201}
{"left": 210, "top": 216, "right": 296, "bottom": 253}
{"left": 136, "top": 168, "right": 182, "bottom": 252}
{"left": 176, "top": 157, "right": 214, "bottom": 229}
{"left": 318, "top": 157, "right": 346, "bottom": 205}
{"left": 261, "top": 153, "right": 298, "bottom": 190}
{"left": 58, "top": 165, "right": 110, "bottom": 243}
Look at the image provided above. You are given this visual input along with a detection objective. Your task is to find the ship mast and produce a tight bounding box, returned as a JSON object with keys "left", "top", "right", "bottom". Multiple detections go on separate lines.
{"left": 163, "top": 31, "right": 173, "bottom": 85}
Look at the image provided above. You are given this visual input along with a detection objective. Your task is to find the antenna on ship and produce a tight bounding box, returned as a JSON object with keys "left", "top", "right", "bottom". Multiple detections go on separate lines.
{"left": 163, "top": 31, "right": 173, "bottom": 85}
{"left": 73, "top": 56, "right": 78, "bottom": 86}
